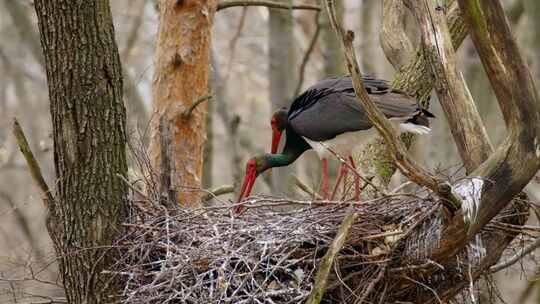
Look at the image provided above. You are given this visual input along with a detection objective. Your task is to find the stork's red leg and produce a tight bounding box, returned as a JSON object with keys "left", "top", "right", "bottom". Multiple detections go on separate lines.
{"left": 348, "top": 155, "right": 360, "bottom": 201}
{"left": 321, "top": 158, "right": 330, "bottom": 199}
{"left": 330, "top": 161, "right": 348, "bottom": 200}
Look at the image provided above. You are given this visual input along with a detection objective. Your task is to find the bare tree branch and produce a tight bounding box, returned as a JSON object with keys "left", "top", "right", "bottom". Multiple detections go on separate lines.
{"left": 489, "top": 236, "right": 540, "bottom": 273}
{"left": 292, "top": 175, "right": 322, "bottom": 200}
{"left": 12, "top": 119, "right": 54, "bottom": 208}
{"left": 217, "top": 0, "right": 320, "bottom": 11}
{"left": 182, "top": 94, "right": 213, "bottom": 119}
{"left": 201, "top": 185, "right": 235, "bottom": 202}
{"left": 410, "top": 0, "right": 493, "bottom": 172}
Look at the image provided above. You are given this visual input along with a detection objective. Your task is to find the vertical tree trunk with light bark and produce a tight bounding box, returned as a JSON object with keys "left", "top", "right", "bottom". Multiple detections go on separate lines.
{"left": 33, "top": 0, "right": 128, "bottom": 302}
{"left": 149, "top": 0, "right": 217, "bottom": 206}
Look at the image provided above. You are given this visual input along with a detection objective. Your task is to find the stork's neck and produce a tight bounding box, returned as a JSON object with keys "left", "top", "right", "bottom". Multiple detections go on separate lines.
{"left": 263, "top": 152, "right": 297, "bottom": 169}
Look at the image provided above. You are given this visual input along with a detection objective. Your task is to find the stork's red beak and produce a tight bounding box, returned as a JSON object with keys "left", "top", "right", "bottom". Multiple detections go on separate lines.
{"left": 271, "top": 128, "right": 282, "bottom": 154}
{"left": 233, "top": 163, "right": 258, "bottom": 214}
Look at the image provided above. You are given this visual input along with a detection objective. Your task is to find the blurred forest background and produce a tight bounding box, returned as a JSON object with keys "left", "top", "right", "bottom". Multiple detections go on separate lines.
{"left": 0, "top": 0, "right": 539, "bottom": 302}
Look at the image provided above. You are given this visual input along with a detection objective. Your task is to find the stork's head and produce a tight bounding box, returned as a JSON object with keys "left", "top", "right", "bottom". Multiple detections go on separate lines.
{"left": 270, "top": 107, "right": 288, "bottom": 154}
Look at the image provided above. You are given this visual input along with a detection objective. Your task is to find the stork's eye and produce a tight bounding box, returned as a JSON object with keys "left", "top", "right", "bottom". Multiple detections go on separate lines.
{"left": 247, "top": 159, "right": 257, "bottom": 169}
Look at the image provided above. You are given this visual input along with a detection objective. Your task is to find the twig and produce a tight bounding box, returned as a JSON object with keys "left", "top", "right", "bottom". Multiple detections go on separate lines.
{"left": 305, "top": 208, "right": 358, "bottom": 304}
{"left": 294, "top": 11, "right": 321, "bottom": 97}
{"left": 489, "top": 237, "right": 540, "bottom": 273}
{"left": 117, "top": 174, "right": 149, "bottom": 201}
{"left": 401, "top": 275, "right": 443, "bottom": 304}
{"left": 217, "top": 0, "right": 320, "bottom": 11}
{"left": 201, "top": 185, "right": 235, "bottom": 202}
{"left": 292, "top": 175, "right": 322, "bottom": 200}
{"left": 12, "top": 118, "right": 54, "bottom": 208}
{"left": 182, "top": 94, "right": 213, "bottom": 118}
{"left": 389, "top": 260, "right": 444, "bottom": 273}
{"left": 355, "top": 265, "right": 387, "bottom": 304}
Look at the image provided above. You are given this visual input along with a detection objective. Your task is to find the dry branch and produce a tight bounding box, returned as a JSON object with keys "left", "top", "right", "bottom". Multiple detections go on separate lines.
{"left": 410, "top": 0, "right": 492, "bottom": 172}
{"left": 323, "top": 0, "right": 461, "bottom": 211}
{"left": 201, "top": 184, "right": 235, "bottom": 202}
{"left": 217, "top": 0, "right": 320, "bottom": 11}
{"left": 182, "top": 94, "right": 213, "bottom": 119}
{"left": 12, "top": 118, "right": 54, "bottom": 208}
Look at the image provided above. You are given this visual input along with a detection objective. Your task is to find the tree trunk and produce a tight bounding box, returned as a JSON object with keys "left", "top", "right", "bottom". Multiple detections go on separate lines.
{"left": 33, "top": 0, "right": 129, "bottom": 302}
{"left": 320, "top": 0, "right": 344, "bottom": 76}
{"left": 149, "top": 0, "right": 217, "bottom": 206}
{"left": 269, "top": 1, "right": 296, "bottom": 194}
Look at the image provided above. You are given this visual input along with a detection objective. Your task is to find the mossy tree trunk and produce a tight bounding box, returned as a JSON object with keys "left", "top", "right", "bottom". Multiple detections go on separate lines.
{"left": 33, "top": 0, "right": 129, "bottom": 302}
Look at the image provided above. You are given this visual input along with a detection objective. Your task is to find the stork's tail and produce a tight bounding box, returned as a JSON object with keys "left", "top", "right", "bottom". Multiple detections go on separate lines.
{"left": 399, "top": 108, "right": 435, "bottom": 135}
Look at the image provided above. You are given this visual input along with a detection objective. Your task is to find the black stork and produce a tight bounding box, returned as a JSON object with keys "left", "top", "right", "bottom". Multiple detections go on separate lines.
{"left": 235, "top": 75, "right": 434, "bottom": 214}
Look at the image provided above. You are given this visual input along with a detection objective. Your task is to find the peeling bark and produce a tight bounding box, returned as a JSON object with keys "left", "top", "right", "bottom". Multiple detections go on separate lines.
{"left": 149, "top": 0, "right": 217, "bottom": 206}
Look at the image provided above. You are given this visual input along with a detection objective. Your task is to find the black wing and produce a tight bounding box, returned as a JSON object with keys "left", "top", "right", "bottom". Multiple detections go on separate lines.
{"left": 288, "top": 76, "right": 423, "bottom": 142}
{"left": 288, "top": 75, "right": 400, "bottom": 121}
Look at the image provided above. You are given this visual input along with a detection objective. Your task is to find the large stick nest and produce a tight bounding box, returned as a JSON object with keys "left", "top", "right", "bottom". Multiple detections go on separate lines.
{"left": 111, "top": 180, "right": 528, "bottom": 304}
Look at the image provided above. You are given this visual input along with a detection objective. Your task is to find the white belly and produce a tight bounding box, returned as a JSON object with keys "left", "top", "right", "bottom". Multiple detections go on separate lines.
{"left": 303, "top": 121, "right": 430, "bottom": 160}
{"left": 303, "top": 128, "right": 378, "bottom": 159}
